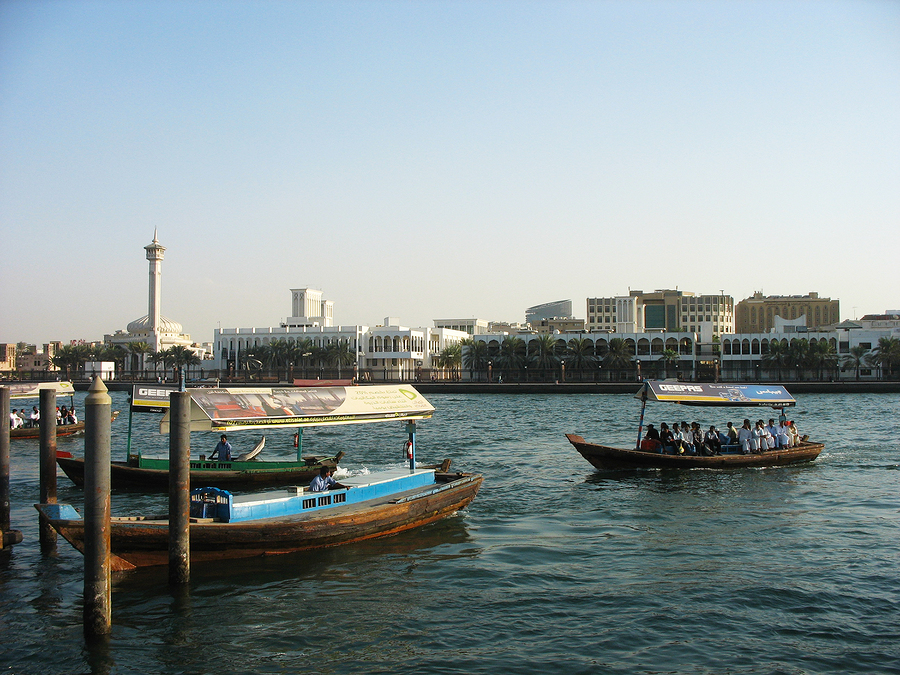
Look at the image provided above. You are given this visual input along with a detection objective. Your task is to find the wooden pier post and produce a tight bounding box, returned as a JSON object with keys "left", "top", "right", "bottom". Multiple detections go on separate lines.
{"left": 83, "top": 377, "right": 112, "bottom": 638}
{"left": 168, "top": 390, "right": 191, "bottom": 585}
{"left": 0, "top": 387, "right": 22, "bottom": 549}
{"left": 39, "top": 387, "right": 58, "bottom": 549}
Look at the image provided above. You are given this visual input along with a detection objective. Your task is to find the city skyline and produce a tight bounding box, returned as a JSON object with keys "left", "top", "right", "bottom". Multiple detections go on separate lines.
{"left": 2, "top": 1, "right": 898, "bottom": 345}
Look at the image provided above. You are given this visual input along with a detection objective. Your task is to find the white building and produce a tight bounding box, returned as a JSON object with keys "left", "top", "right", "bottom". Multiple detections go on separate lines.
{"left": 215, "top": 290, "right": 468, "bottom": 381}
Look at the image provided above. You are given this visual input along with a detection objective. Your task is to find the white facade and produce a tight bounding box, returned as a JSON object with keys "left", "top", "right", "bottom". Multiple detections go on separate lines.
{"left": 285, "top": 288, "right": 334, "bottom": 328}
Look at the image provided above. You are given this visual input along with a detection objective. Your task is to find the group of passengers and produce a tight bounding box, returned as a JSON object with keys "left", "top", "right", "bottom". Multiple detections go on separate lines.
{"left": 642, "top": 418, "right": 800, "bottom": 456}
{"left": 8, "top": 405, "right": 78, "bottom": 429}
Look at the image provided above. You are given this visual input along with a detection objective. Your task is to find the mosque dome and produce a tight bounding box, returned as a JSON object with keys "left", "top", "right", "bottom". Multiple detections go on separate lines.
{"left": 126, "top": 314, "right": 184, "bottom": 335}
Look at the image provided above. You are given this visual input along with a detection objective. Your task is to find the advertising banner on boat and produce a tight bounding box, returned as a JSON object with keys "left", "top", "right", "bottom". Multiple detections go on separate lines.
{"left": 131, "top": 385, "right": 179, "bottom": 413}
{"left": 159, "top": 385, "right": 436, "bottom": 432}
{"left": 637, "top": 381, "right": 796, "bottom": 407}
{"left": 8, "top": 381, "right": 76, "bottom": 399}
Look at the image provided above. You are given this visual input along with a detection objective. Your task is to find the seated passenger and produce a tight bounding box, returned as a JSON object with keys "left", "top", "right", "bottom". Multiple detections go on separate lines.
{"left": 679, "top": 422, "right": 696, "bottom": 455}
{"left": 725, "top": 422, "right": 738, "bottom": 446}
{"left": 310, "top": 466, "right": 338, "bottom": 492}
{"left": 659, "top": 423, "right": 676, "bottom": 454}
{"left": 690, "top": 422, "right": 703, "bottom": 454}
{"left": 703, "top": 425, "right": 721, "bottom": 456}
{"left": 753, "top": 420, "right": 768, "bottom": 453}
{"left": 642, "top": 424, "right": 662, "bottom": 452}
{"left": 787, "top": 421, "right": 800, "bottom": 447}
{"left": 737, "top": 420, "right": 753, "bottom": 454}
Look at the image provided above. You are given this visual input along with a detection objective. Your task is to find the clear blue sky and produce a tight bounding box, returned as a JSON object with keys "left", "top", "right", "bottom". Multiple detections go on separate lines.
{"left": 2, "top": 0, "right": 898, "bottom": 345}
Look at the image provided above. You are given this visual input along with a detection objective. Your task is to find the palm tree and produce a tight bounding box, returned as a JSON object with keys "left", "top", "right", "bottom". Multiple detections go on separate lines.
{"left": 461, "top": 338, "right": 488, "bottom": 381}
{"left": 843, "top": 345, "right": 872, "bottom": 381}
{"left": 496, "top": 336, "right": 527, "bottom": 380}
{"left": 787, "top": 339, "right": 812, "bottom": 381}
{"left": 128, "top": 341, "right": 152, "bottom": 378}
{"left": 871, "top": 336, "right": 900, "bottom": 380}
{"left": 166, "top": 345, "right": 200, "bottom": 382}
{"left": 762, "top": 339, "right": 789, "bottom": 380}
{"left": 565, "top": 337, "right": 596, "bottom": 381}
{"left": 325, "top": 339, "right": 356, "bottom": 378}
{"left": 51, "top": 345, "right": 80, "bottom": 380}
{"left": 528, "top": 334, "right": 559, "bottom": 381}
{"left": 658, "top": 349, "right": 679, "bottom": 379}
{"left": 435, "top": 343, "right": 462, "bottom": 380}
{"left": 809, "top": 340, "right": 838, "bottom": 381}
{"left": 603, "top": 338, "right": 633, "bottom": 381}
{"left": 288, "top": 338, "right": 316, "bottom": 379}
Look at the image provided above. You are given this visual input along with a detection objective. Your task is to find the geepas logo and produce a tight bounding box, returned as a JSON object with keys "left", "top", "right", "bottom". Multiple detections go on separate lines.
{"left": 658, "top": 384, "right": 704, "bottom": 392}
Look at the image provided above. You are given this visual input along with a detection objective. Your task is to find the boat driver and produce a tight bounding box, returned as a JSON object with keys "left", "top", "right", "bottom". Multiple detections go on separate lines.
{"left": 310, "top": 466, "right": 340, "bottom": 492}
{"left": 210, "top": 434, "right": 233, "bottom": 461}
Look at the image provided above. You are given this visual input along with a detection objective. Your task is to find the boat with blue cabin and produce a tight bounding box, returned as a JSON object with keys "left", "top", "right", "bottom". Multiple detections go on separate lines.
{"left": 567, "top": 381, "right": 824, "bottom": 470}
{"left": 38, "top": 385, "right": 483, "bottom": 570}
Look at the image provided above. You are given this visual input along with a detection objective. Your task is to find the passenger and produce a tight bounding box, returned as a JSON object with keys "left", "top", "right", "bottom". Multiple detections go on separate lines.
{"left": 56, "top": 407, "right": 62, "bottom": 425}
{"left": 672, "top": 421, "right": 686, "bottom": 454}
{"left": 67, "top": 408, "right": 77, "bottom": 425}
{"left": 659, "top": 422, "right": 676, "bottom": 454}
{"left": 787, "top": 421, "right": 800, "bottom": 447}
{"left": 737, "top": 420, "right": 753, "bottom": 454}
{"left": 753, "top": 420, "right": 767, "bottom": 453}
{"left": 762, "top": 419, "right": 777, "bottom": 449}
{"left": 725, "top": 421, "right": 738, "bottom": 446}
{"left": 310, "top": 466, "right": 337, "bottom": 492}
{"left": 29, "top": 406, "right": 40, "bottom": 427}
{"left": 59, "top": 406, "right": 69, "bottom": 425}
{"left": 690, "top": 422, "right": 703, "bottom": 453}
{"left": 210, "top": 434, "right": 233, "bottom": 461}
{"left": 10, "top": 409, "right": 23, "bottom": 429}
{"left": 642, "top": 424, "right": 662, "bottom": 453}
{"left": 703, "top": 425, "right": 722, "bottom": 456}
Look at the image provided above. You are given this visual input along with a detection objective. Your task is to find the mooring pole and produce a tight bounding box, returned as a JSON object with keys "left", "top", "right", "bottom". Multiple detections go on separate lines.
{"left": 83, "top": 377, "right": 112, "bottom": 638}
{"left": 39, "top": 387, "right": 58, "bottom": 549}
{"left": 168, "top": 390, "right": 191, "bottom": 585}
{"left": 1, "top": 387, "right": 23, "bottom": 549}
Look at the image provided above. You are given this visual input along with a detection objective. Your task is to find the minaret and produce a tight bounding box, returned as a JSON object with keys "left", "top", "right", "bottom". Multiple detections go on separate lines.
{"left": 144, "top": 229, "right": 166, "bottom": 352}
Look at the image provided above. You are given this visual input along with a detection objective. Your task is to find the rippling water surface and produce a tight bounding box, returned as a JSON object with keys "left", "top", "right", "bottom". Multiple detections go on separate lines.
{"left": 2, "top": 391, "right": 899, "bottom": 674}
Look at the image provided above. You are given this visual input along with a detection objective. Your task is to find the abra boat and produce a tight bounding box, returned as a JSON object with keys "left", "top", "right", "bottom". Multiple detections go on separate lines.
{"left": 56, "top": 384, "right": 430, "bottom": 491}
{"left": 567, "top": 381, "right": 824, "bottom": 470}
{"left": 37, "top": 468, "right": 482, "bottom": 570}
{"left": 7, "top": 382, "right": 119, "bottom": 439}
{"left": 38, "top": 385, "right": 482, "bottom": 570}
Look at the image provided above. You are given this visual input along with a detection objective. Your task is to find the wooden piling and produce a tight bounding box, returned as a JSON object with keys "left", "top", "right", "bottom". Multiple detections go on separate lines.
{"left": 83, "top": 377, "right": 112, "bottom": 637}
{"left": 1, "top": 387, "right": 11, "bottom": 549}
{"left": 39, "top": 387, "right": 58, "bottom": 549}
{"left": 168, "top": 390, "right": 191, "bottom": 585}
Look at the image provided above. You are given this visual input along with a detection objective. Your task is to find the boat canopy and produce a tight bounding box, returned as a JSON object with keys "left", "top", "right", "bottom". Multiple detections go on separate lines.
{"left": 8, "top": 381, "right": 76, "bottom": 399}
{"left": 157, "top": 385, "right": 436, "bottom": 433}
{"left": 634, "top": 381, "right": 796, "bottom": 408}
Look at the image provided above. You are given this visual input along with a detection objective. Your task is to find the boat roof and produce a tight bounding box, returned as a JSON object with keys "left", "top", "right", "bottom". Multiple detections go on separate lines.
{"left": 8, "top": 381, "right": 76, "bottom": 399}
{"left": 634, "top": 381, "right": 796, "bottom": 408}
{"left": 157, "top": 384, "right": 436, "bottom": 432}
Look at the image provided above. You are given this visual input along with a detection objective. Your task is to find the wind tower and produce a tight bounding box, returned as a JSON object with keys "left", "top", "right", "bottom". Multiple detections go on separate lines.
{"left": 144, "top": 229, "right": 166, "bottom": 352}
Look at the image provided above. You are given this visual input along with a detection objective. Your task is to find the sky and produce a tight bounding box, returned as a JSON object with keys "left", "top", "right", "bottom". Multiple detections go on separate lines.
{"left": 1, "top": 0, "right": 898, "bottom": 346}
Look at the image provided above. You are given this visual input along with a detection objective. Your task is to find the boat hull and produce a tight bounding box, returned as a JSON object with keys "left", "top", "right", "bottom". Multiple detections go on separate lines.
{"left": 56, "top": 452, "right": 345, "bottom": 491}
{"left": 566, "top": 434, "right": 824, "bottom": 470}
{"left": 39, "top": 472, "right": 483, "bottom": 570}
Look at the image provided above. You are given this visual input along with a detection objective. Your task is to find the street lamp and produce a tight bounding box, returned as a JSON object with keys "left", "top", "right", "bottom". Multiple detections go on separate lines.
{"left": 636, "top": 359, "right": 642, "bottom": 382}
{"left": 561, "top": 360, "right": 565, "bottom": 383}
{"left": 488, "top": 360, "right": 492, "bottom": 383}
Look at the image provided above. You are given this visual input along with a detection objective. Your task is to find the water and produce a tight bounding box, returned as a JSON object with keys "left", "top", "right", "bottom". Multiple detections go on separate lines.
{"left": 2, "top": 391, "right": 899, "bottom": 674}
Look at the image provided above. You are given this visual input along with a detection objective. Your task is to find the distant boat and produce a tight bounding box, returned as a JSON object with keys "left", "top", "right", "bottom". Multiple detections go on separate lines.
{"left": 6, "top": 381, "right": 120, "bottom": 439}
{"left": 567, "top": 381, "right": 824, "bottom": 470}
{"left": 38, "top": 385, "right": 483, "bottom": 570}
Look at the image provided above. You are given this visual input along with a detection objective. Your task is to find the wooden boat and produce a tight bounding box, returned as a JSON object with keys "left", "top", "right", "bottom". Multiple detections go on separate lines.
{"left": 567, "top": 381, "right": 824, "bottom": 471}
{"left": 37, "top": 468, "right": 482, "bottom": 570}
{"left": 38, "top": 384, "right": 482, "bottom": 570}
{"left": 56, "top": 384, "right": 435, "bottom": 491}
{"left": 6, "top": 381, "right": 119, "bottom": 439}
